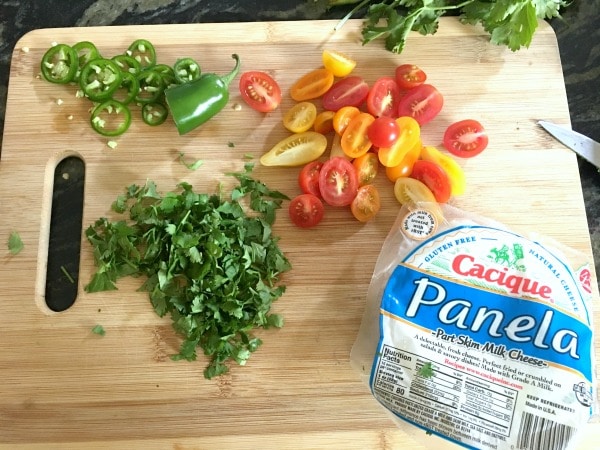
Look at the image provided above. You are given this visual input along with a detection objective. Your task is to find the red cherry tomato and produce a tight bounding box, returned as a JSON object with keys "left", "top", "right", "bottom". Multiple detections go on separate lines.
{"left": 298, "top": 161, "right": 323, "bottom": 197}
{"left": 322, "top": 76, "right": 369, "bottom": 111}
{"left": 395, "top": 64, "right": 427, "bottom": 90}
{"left": 238, "top": 71, "right": 282, "bottom": 113}
{"left": 397, "top": 84, "right": 443, "bottom": 126}
{"left": 367, "top": 116, "right": 400, "bottom": 148}
{"left": 410, "top": 160, "right": 451, "bottom": 203}
{"left": 288, "top": 194, "right": 325, "bottom": 228}
{"left": 443, "top": 119, "right": 489, "bottom": 158}
{"left": 366, "top": 77, "right": 401, "bottom": 118}
{"left": 319, "top": 157, "right": 359, "bottom": 207}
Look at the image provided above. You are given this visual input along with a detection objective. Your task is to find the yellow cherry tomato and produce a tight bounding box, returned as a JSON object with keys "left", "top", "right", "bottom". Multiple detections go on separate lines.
{"left": 394, "top": 177, "right": 437, "bottom": 206}
{"left": 329, "top": 132, "right": 350, "bottom": 160}
{"left": 313, "top": 110, "right": 335, "bottom": 134}
{"left": 378, "top": 116, "right": 421, "bottom": 167}
{"left": 283, "top": 101, "right": 317, "bottom": 133}
{"left": 322, "top": 49, "right": 357, "bottom": 77}
{"left": 385, "top": 143, "right": 422, "bottom": 182}
{"left": 260, "top": 131, "right": 327, "bottom": 167}
{"left": 420, "top": 145, "right": 466, "bottom": 196}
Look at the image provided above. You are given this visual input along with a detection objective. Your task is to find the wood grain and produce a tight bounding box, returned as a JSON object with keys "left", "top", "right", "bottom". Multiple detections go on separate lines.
{"left": 0, "top": 19, "right": 598, "bottom": 448}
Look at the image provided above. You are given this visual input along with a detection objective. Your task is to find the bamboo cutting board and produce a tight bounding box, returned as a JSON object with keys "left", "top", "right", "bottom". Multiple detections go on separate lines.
{"left": 0, "top": 19, "right": 598, "bottom": 449}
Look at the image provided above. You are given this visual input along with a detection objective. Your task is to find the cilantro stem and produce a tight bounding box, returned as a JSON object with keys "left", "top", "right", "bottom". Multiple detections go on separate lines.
{"left": 334, "top": 0, "right": 372, "bottom": 31}
{"left": 61, "top": 265, "right": 76, "bottom": 284}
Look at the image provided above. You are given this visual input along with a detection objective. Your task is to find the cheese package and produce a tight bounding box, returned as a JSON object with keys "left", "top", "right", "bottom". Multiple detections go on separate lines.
{"left": 351, "top": 203, "right": 598, "bottom": 449}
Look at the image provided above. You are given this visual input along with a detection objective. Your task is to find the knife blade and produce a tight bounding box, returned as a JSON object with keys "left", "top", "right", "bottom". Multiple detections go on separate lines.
{"left": 538, "top": 120, "right": 600, "bottom": 169}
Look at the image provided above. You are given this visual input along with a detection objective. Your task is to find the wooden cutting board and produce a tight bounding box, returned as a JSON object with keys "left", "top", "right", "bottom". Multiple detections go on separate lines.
{"left": 1, "top": 19, "right": 598, "bottom": 449}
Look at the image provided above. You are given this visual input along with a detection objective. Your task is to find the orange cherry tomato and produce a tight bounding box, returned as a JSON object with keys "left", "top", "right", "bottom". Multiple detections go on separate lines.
{"left": 385, "top": 143, "right": 422, "bottom": 182}
{"left": 353, "top": 152, "right": 379, "bottom": 186}
{"left": 351, "top": 184, "right": 381, "bottom": 223}
{"left": 290, "top": 68, "right": 334, "bottom": 102}
{"left": 313, "top": 110, "right": 335, "bottom": 134}
{"left": 341, "top": 112, "right": 375, "bottom": 159}
{"left": 333, "top": 106, "right": 361, "bottom": 135}
{"left": 378, "top": 116, "right": 421, "bottom": 167}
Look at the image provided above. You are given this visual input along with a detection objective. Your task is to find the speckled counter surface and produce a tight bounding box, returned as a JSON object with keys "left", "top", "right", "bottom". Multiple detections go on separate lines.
{"left": 1, "top": 0, "right": 599, "bottom": 271}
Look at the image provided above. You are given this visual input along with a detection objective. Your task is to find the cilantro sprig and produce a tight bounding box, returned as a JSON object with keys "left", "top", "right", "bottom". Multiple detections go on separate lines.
{"left": 84, "top": 164, "right": 291, "bottom": 378}
{"left": 323, "top": 0, "right": 569, "bottom": 54}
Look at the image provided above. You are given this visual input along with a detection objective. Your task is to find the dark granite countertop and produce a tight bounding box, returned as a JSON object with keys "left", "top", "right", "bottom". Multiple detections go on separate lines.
{"left": 1, "top": 0, "right": 599, "bottom": 277}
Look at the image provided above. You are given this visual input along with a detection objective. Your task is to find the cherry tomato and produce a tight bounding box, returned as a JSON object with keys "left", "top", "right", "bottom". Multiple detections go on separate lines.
{"left": 260, "top": 131, "right": 327, "bottom": 167}
{"left": 410, "top": 160, "right": 451, "bottom": 203}
{"left": 351, "top": 184, "right": 381, "bottom": 223}
{"left": 313, "top": 110, "right": 335, "bottom": 134}
{"left": 341, "top": 112, "right": 375, "bottom": 159}
{"left": 322, "top": 49, "right": 356, "bottom": 77}
{"left": 238, "top": 71, "right": 282, "bottom": 113}
{"left": 377, "top": 116, "right": 421, "bottom": 167}
{"left": 283, "top": 101, "right": 317, "bottom": 133}
{"left": 319, "top": 157, "right": 359, "bottom": 207}
{"left": 367, "top": 116, "right": 400, "bottom": 148}
{"left": 366, "top": 77, "right": 401, "bottom": 118}
{"left": 352, "top": 152, "right": 379, "bottom": 186}
{"left": 394, "top": 177, "right": 437, "bottom": 206}
{"left": 385, "top": 143, "right": 422, "bottom": 182}
{"left": 395, "top": 64, "right": 427, "bottom": 90}
{"left": 397, "top": 84, "right": 443, "bottom": 126}
{"left": 289, "top": 194, "right": 324, "bottom": 228}
{"left": 322, "top": 76, "right": 369, "bottom": 111}
{"left": 298, "top": 161, "right": 323, "bottom": 197}
{"left": 333, "top": 106, "right": 361, "bottom": 135}
{"left": 443, "top": 119, "right": 489, "bottom": 158}
{"left": 329, "top": 133, "right": 350, "bottom": 160}
{"left": 290, "top": 68, "right": 334, "bottom": 102}
{"left": 420, "top": 145, "right": 466, "bottom": 196}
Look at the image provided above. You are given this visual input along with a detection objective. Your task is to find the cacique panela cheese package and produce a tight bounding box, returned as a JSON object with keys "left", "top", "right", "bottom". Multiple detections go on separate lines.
{"left": 351, "top": 203, "right": 598, "bottom": 450}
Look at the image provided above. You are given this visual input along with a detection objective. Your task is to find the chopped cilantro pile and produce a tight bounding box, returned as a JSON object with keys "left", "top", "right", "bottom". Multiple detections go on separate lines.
{"left": 84, "top": 164, "right": 291, "bottom": 378}
{"left": 319, "top": 0, "right": 568, "bottom": 54}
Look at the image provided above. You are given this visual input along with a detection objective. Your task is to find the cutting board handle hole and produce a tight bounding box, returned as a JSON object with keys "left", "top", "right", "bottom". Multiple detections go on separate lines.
{"left": 44, "top": 155, "right": 85, "bottom": 312}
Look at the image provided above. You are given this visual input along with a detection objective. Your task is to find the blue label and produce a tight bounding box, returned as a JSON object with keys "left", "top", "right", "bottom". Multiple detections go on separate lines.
{"left": 382, "top": 264, "right": 593, "bottom": 381}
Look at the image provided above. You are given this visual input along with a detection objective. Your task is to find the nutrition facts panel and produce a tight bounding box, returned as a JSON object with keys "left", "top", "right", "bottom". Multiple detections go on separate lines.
{"left": 372, "top": 344, "right": 519, "bottom": 438}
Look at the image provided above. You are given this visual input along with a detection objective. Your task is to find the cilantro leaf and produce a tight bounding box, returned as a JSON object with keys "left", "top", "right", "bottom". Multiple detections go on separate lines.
{"left": 8, "top": 231, "right": 24, "bottom": 255}
{"left": 85, "top": 167, "right": 292, "bottom": 379}
{"left": 91, "top": 325, "right": 106, "bottom": 336}
{"left": 418, "top": 361, "right": 435, "bottom": 378}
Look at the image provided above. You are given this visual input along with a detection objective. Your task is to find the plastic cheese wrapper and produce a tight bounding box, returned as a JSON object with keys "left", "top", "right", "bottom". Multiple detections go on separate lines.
{"left": 350, "top": 202, "right": 598, "bottom": 450}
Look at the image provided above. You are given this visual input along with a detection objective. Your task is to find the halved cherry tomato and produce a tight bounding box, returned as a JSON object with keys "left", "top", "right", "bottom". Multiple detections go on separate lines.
{"left": 313, "top": 110, "right": 335, "bottom": 134}
{"left": 322, "top": 76, "right": 369, "bottom": 111}
{"left": 410, "top": 160, "right": 451, "bottom": 203}
{"left": 443, "top": 119, "right": 488, "bottom": 158}
{"left": 351, "top": 184, "right": 381, "bottom": 223}
{"left": 239, "top": 71, "right": 282, "bottom": 113}
{"left": 322, "top": 49, "right": 356, "bottom": 77}
{"left": 394, "top": 177, "right": 437, "bottom": 206}
{"left": 319, "top": 157, "right": 359, "bottom": 207}
{"left": 283, "top": 101, "right": 317, "bottom": 133}
{"left": 378, "top": 116, "right": 421, "bottom": 167}
{"left": 385, "top": 143, "right": 422, "bottom": 182}
{"left": 367, "top": 116, "right": 400, "bottom": 148}
{"left": 290, "top": 68, "right": 334, "bottom": 102}
{"left": 298, "top": 161, "right": 323, "bottom": 197}
{"left": 289, "top": 194, "right": 324, "bottom": 228}
{"left": 420, "top": 145, "right": 466, "bottom": 196}
{"left": 395, "top": 64, "right": 427, "bottom": 90}
{"left": 366, "top": 77, "right": 401, "bottom": 118}
{"left": 341, "top": 112, "right": 375, "bottom": 158}
{"left": 329, "top": 132, "right": 350, "bottom": 160}
{"left": 333, "top": 106, "right": 361, "bottom": 135}
{"left": 352, "top": 152, "right": 378, "bottom": 186}
{"left": 397, "top": 84, "right": 443, "bottom": 126}
{"left": 260, "top": 131, "right": 327, "bottom": 167}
